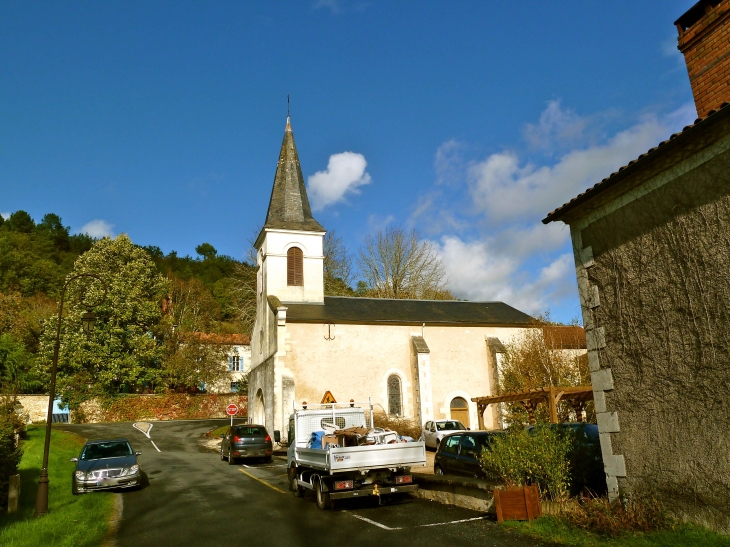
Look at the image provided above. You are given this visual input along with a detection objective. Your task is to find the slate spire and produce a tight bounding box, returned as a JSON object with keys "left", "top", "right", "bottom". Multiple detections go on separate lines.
{"left": 262, "top": 117, "right": 324, "bottom": 233}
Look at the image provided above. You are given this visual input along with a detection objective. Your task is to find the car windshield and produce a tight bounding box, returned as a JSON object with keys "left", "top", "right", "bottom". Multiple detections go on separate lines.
{"left": 81, "top": 441, "right": 133, "bottom": 460}
{"left": 234, "top": 427, "right": 267, "bottom": 436}
{"left": 436, "top": 421, "right": 466, "bottom": 431}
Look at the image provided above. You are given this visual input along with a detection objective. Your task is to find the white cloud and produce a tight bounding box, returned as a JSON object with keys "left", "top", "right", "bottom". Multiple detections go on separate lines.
{"left": 436, "top": 234, "right": 576, "bottom": 315}
{"left": 413, "top": 101, "right": 697, "bottom": 320}
{"left": 0, "top": 212, "right": 10, "bottom": 221}
{"left": 78, "top": 220, "right": 115, "bottom": 238}
{"left": 313, "top": 0, "right": 341, "bottom": 13}
{"left": 308, "top": 151, "right": 372, "bottom": 211}
{"left": 468, "top": 104, "right": 696, "bottom": 225}
{"left": 523, "top": 100, "right": 588, "bottom": 151}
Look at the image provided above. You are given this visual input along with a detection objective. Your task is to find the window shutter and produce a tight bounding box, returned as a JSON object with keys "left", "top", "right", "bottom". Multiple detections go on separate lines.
{"left": 287, "top": 247, "right": 303, "bottom": 286}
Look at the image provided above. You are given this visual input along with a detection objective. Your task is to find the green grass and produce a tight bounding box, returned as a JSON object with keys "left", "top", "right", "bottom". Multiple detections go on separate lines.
{"left": 504, "top": 515, "right": 730, "bottom": 547}
{"left": 0, "top": 426, "right": 116, "bottom": 547}
{"left": 207, "top": 425, "right": 228, "bottom": 438}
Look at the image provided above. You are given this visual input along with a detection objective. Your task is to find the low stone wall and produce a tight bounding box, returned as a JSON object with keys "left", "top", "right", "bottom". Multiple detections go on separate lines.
{"left": 411, "top": 473, "right": 497, "bottom": 512}
{"left": 13, "top": 395, "right": 51, "bottom": 424}
{"left": 7, "top": 394, "right": 248, "bottom": 424}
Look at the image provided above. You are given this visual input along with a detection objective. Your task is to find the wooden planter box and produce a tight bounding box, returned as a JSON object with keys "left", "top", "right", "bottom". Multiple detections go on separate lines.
{"left": 494, "top": 484, "right": 542, "bottom": 523}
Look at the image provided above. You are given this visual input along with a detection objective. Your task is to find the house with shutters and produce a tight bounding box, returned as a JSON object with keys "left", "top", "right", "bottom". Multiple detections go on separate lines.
{"left": 247, "top": 116, "right": 580, "bottom": 439}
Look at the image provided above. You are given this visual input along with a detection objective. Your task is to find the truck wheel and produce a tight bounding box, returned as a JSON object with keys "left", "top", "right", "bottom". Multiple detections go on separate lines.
{"left": 289, "top": 466, "right": 304, "bottom": 497}
{"left": 315, "top": 477, "right": 333, "bottom": 510}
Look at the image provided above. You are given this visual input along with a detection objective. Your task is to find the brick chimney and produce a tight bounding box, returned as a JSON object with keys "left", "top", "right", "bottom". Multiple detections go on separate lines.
{"left": 676, "top": 0, "right": 730, "bottom": 117}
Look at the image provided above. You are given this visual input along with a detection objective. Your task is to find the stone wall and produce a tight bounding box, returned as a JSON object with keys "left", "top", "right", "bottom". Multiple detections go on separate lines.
{"left": 7, "top": 394, "right": 248, "bottom": 424}
{"left": 569, "top": 133, "right": 730, "bottom": 532}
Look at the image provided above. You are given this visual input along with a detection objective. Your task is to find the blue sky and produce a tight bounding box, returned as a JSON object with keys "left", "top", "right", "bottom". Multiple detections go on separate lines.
{"left": 1, "top": 1, "right": 698, "bottom": 322}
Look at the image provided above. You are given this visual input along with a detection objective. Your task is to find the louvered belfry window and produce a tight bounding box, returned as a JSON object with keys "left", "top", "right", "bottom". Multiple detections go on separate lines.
{"left": 287, "top": 247, "right": 303, "bottom": 286}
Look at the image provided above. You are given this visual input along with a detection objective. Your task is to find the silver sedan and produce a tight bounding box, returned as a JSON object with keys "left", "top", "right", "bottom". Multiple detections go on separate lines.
{"left": 422, "top": 420, "right": 468, "bottom": 450}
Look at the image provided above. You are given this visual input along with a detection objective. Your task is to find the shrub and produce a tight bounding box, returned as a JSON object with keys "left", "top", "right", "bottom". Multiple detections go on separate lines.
{"left": 372, "top": 411, "right": 422, "bottom": 439}
{"left": 0, "top": 398, "right": 23, "bottom": 511}
{"left": 565, "top": 495, "right": 673, "bottom": 537}
{"left": 479, "top": 423, "right": 572, "bottom": 501}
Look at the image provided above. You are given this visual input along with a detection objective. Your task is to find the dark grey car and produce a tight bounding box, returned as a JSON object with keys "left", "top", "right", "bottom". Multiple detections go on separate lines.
{"left": 71, "top": 438, "right": 141, "bottom": 494}
{"left": 220, "top": 425, "right": 273, "bottom": 464}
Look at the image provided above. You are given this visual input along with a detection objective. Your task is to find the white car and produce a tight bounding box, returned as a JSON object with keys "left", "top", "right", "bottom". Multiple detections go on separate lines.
{"left": 422, "top": 420, "right": 468, "bottom": 450}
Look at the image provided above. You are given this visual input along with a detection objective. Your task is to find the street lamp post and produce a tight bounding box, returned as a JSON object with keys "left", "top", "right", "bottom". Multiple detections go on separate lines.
{"left": 34, "top": 273, "right": 106, "bottom": 517}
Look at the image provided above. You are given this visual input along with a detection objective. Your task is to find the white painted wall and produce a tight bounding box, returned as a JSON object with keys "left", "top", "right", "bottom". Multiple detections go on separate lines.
{"left": 280, "top": 322, "right": 525, "bottom": 430}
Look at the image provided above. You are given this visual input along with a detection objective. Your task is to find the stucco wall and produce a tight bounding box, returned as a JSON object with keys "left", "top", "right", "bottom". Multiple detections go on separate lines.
{"left": 282, "top": 322, "right": 524, "bottom": 430}
{"left": 567, "top": 123, "right": 730, "bottom": 532}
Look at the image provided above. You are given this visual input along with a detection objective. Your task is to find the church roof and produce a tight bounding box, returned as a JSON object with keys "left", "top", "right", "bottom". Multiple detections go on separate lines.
{"left": 283, "top": 296, "right": 534, "bottom": 326}
{"left": 260, "top": 117, "right": 325, "bottom": 238}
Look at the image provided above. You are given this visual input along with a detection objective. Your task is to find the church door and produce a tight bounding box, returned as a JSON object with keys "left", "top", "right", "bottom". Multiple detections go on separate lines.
{"left": 450, "top": 397, "right": 470, "bottom": 428}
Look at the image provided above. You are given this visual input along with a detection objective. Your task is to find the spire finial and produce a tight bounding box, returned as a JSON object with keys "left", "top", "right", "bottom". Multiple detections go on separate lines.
{"left": 286, "top": 95, "right": 291, "bottom": 131}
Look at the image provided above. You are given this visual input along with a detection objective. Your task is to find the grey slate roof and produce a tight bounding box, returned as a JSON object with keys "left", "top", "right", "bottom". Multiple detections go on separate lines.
{"left": 282, "top": 296, "right": 534, "bottom": 326}
{"left": 261, "top": 117, "right": 325, "bottom": 234}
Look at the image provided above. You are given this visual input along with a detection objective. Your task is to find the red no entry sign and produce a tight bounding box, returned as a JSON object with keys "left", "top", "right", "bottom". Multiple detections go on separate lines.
{"left": 226, "top": 404, "right": 238, "bottom": 416}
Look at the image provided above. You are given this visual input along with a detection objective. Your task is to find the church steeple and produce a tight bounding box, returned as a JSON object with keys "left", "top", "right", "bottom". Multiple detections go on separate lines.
{"left": 262, "top": 117, "right": 324, "bottom": 233}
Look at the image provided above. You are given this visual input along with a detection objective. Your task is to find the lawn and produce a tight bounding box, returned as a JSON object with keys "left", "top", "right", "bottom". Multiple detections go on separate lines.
{"left": 0, "top": 426, "right": 116, "bottom": 547}
{"left": 504, "top": 515, "right": 730, "bottom": 547}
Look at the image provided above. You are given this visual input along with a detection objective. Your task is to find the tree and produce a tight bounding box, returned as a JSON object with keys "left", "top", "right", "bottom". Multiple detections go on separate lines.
{"left": 497, "top": 315, "right": 591, "bottom": 424}
{"left": 222, "top": 263, "right": 257, "bottom": 335}
{"left": 2, "top": 211, "right": 35, "bottom": 234}
{"left": 195, "top": 243, "right": 217, "bottom": 260}
{"left": 38, "top": 235, "right": 170, "bottom": 407}
{"left": 357, "top": 226, "right": 452, "bottom": 299}
{"left": 323, "top": 230, "right": 354, "bottom": 296}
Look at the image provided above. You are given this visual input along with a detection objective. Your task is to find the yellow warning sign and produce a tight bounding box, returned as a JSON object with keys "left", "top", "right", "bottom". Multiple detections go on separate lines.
{"left": 321, "top": 391, "right": 337, "bottom": 404}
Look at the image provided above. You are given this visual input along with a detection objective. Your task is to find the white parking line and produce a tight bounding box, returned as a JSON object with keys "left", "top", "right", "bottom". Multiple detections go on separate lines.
{"left": 150, "top": 440, "right": 161, "bottom": 453}
{"left": 347, "top": 513, "right": 402, "bottom": 530}
{"left": 347, "top": 512, "right": 488, "bottom": 531}
{"left": 417, "top": 516, "right": 489, "bottom": 527}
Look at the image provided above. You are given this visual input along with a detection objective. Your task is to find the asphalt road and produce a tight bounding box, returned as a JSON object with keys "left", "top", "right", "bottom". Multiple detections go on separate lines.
{"left": 58, "top": 420, "right": 551, "bottom": 547}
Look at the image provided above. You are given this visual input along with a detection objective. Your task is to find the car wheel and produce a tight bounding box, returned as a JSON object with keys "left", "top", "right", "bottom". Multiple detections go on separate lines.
{"left": 220, "top": 446, "right": 227, "bottom": 461}
{"left": 228, "top": 449, "right": 236, "bottom": 465}
{"left": 315, "top": 477, "right": 333, "bottom": 510}
{"left": 434, "top": 465, "right": 444, "bottom": 475}
{"left": 264, "top": 456, "right": 273, "bottom": 463}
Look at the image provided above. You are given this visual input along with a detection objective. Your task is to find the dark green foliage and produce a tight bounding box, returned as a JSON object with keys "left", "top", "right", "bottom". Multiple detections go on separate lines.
{"left": 4, "top": 211, "right": 35, "bottom": 234}
{"left": 0, "top": 209, "right": 257, "bottom": 398}
{"left": 195, "top": 242, "right": 217, "bottom": 259}
{"left": 0, "top": 398, "right": 24, "bottom": 511}
{"left": 480, "top": 423, "right": 573, "bottom": 501}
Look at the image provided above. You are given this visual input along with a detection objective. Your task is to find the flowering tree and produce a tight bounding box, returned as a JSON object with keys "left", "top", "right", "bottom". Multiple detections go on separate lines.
{"left": 38, "top": 235, "right": 170, "bottom": 407}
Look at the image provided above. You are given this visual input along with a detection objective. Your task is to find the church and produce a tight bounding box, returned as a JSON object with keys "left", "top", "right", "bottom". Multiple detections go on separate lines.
{"left": 248, "top": 117, "right": 536, "bottom": 440}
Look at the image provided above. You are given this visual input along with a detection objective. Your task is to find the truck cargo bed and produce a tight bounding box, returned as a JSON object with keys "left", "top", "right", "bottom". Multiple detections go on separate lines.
{"left": 294, "top": 441, "right": 426, "bottom": 473}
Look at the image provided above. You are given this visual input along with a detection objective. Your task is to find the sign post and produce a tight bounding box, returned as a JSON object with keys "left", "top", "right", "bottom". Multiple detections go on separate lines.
{"left": 226, "top": 403, "right": 238, "bottom": 427}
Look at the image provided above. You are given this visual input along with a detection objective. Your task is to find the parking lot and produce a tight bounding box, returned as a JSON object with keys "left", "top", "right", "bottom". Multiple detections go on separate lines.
{"left": 58, "top": 420, "right": 550, "bottom": 547}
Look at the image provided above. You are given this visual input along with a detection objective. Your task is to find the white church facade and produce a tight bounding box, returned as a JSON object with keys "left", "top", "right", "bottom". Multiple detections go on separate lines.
{"left": 248, "top": 117, "right": 536, "bottom": 440}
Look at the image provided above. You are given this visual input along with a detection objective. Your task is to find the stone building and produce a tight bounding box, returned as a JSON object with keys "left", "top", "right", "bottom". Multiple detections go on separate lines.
{"left": 544, "top": 0, "right": 730, "bottom": 532}
{"left": 248, "top": 117, "right": 541, "bottom": 438}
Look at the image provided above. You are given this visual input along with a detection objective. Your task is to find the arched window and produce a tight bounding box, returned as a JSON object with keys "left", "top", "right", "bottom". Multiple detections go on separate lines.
{"left": 450, "top": 396, "right": 470, "bottom": 428}
{"left": 287, "top": 247, "right": 303, "bottom": 286}
{"left": 387, "top": 375, "right": 402, "bottom": 417}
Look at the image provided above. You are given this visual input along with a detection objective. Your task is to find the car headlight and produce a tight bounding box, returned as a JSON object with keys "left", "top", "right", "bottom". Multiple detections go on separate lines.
{"left": 129, "top": 464, "right": 139, "bottom": 475}
{"left": 75, "top": 471, "right": 85, "bottom": 480}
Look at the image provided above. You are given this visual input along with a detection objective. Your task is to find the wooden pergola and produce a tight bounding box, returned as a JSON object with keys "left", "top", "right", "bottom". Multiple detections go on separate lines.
{"left": 472, "top": 385, "right": 594, "bottom": 430}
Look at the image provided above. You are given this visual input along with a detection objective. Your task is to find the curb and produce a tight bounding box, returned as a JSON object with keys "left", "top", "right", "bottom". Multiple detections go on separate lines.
{"left": 411, "top": 473, "right": 498, "bottom": 513}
